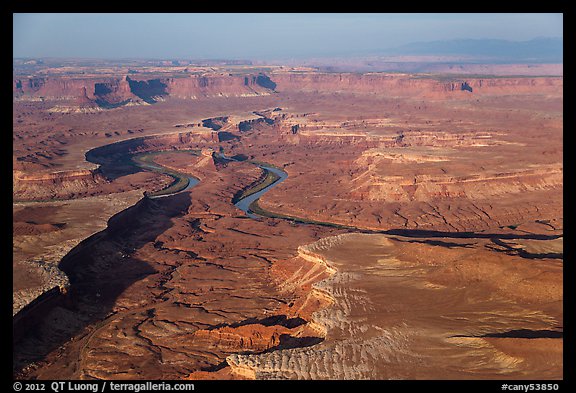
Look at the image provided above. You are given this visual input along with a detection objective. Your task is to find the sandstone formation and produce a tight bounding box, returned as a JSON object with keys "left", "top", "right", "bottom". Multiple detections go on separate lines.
{"left": 227, "top": 233, "right": 562, "bottom": 379}
{"left": 13, "top": 73, "right": 276, "bottom": 107}
{"left": 13, "top": 71, "right": 563, "bottom": 111}
{"left": 13, "top": 190, "right": 145, "bottom": 316}
{"left": 13, "top": 63, "right": 563, "bottom": 380}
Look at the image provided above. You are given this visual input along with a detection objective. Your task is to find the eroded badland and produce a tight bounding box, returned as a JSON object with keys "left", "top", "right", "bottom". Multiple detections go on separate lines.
{"left": 13, "top": 63, "right": 563, "bottom": 379}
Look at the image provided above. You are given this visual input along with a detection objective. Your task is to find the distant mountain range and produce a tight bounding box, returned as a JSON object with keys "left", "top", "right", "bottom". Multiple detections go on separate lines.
{"left": 383, "top": 37, "right": 563, "bottom": 63}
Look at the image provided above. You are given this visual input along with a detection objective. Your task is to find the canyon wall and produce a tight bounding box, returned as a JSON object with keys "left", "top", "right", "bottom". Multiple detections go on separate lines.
{"left": 13, "top": 169, "right": 108, "bottom": 201}
{"left": 13, "top": 72, "right": 563, "bottom": 107}
{"left": 13, "top": 73, "right": 275, "bottom": 105}
{"left": 12, "top": 132, "right": 214, "bottom": 200}
{"left": 349, "top": 166, "right": 563, "bottom": 203}
{"left": 163, "top": 74, "right": 272, "bottom": 99}
{"left": 14, "top": 77, "right": 139, "bottom": 105}
{"left": 268, "top": 72, "right": 563, "bottom": 96}
{"left": 86, "top": 131, "right": 214, "bottom": 163}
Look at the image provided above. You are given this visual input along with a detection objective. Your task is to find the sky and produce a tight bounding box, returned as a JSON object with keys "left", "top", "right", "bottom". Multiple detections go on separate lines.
{"left": 13, "top": 13, "right": 563, "bottom": 60}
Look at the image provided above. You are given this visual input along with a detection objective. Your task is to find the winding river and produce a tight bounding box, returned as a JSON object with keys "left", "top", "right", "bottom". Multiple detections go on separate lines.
{"left": 234, "top": 165, "right": 287, "bottom": 218}
{"left": 131, "top": 153, "right": 201, "bottom": 199}
{"left": 130, "top": 150, "right": 563, "bottom": 241}
{"left": 132, "top": 150, "right": 288, "bottom": 216}
{"left": 14, "top": 141, "right": 562, "bottom": 378}
{"left": 217, "top": 154, "right": 289, "bottom": 218}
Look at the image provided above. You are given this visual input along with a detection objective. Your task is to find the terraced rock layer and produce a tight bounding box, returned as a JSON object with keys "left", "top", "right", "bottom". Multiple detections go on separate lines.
{"left": 228, "top": 233, "right": 562, "bottom": 379}
{"left": 13, "top": 154, "right": 341, "bottom": 379}
{"left": 13, "top": 72, "right": 563, "bottom": 108}
{"left": 13, "top": 68, "right": 562, "bottom": 380}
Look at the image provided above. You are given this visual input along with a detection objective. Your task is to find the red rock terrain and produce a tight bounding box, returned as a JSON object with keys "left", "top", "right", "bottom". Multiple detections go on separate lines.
{"left": 13, "top": 66, "right": 562, "bottom": 380}
{"left": 227, "top": 232, "right": 562, "bottom": 379}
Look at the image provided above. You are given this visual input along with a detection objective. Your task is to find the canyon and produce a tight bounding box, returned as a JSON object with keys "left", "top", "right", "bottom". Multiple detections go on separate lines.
{"left": 13, "top": 63, "right": 563, "bottom": 380}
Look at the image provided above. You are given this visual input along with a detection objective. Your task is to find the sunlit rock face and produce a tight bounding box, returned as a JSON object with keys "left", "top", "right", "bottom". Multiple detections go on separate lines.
{"left": 13, "top": 64, "right": 562, "bottom": 380}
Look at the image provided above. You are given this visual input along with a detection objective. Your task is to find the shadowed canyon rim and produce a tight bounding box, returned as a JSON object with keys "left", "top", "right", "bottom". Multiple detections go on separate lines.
{"left": 13, "top": 60, "right": 562, "bottom": 380}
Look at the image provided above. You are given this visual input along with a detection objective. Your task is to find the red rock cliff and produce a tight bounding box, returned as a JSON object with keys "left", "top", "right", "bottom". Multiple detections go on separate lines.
{"left": 163, "top": 74, "right": 271, "bottom": 98}
{"left": 13, "top": 169, "right": 108, "bottom": 201}
{"left": 13, "top": 72, "right": 563, "bottom": 104}
{"left": 268, "top": 72, "right": 562, "bottom": 96}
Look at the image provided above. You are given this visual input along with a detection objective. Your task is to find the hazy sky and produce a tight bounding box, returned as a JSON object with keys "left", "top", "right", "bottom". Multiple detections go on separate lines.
{"left": 13, "top": 13, "right": 563, "bottom": 60}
